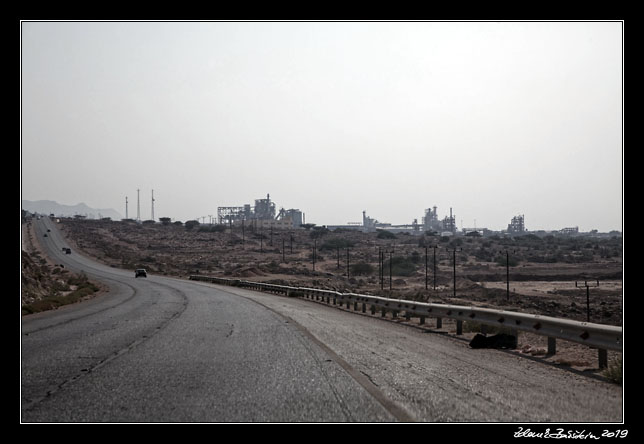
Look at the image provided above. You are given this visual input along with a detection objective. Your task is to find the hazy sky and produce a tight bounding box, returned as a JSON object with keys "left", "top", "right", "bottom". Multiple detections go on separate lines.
{"left": 21, "top": 21, "right": 622, "bottom": 232}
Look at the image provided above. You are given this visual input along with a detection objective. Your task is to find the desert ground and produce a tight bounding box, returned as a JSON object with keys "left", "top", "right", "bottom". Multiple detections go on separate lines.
{"left": 26, "top": 216, "right": 623, "bottom": 376}
{"left": 56, "top": 218, "right": 622, "bottom": 324}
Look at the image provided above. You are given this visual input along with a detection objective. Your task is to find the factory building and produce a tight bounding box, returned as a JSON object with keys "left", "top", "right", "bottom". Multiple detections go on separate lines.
{"left": 217, "top": 194, "right": 303, "bottom": 229}
{"left": 423, "top": 206, "right": 440, "bottom": 232}
{"left": 422, "top": 206, "right": 456, "bottom": 234}
{"left": 507, "top": 214, "right": 526, "bottom": 234}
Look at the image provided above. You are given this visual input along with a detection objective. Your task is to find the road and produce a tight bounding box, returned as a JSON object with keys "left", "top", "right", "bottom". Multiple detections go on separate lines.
{"left": 21, "top": 218, "right": 622, "bottom": 422}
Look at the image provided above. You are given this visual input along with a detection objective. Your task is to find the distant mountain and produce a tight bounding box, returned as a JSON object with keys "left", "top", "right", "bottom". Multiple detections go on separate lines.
{"left": 22, "top": 200, "right": 123, "bottom": 220}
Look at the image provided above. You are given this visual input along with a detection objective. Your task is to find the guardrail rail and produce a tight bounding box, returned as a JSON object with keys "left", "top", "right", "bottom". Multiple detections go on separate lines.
{"left": 189, "top": 275, "right": 622, "bottom": 369}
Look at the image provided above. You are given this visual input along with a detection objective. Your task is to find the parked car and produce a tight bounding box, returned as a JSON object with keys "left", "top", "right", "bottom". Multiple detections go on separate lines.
{"left": 135, "top": 269, "right": 147, "bottom": 278}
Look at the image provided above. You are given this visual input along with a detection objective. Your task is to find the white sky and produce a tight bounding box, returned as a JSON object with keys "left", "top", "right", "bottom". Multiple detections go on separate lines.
{"left": 21, "top": 21, "right": 623, "bottom": 231}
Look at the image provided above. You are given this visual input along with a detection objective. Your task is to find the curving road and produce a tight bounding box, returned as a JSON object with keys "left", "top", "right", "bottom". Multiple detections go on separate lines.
{"left": 21, "top": 218, "right": 622, "bottom": 422}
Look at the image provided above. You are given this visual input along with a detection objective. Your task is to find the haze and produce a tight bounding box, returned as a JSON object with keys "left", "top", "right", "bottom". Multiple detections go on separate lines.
{"left": 20, "top": 21, "right": 622, "bottom": 232}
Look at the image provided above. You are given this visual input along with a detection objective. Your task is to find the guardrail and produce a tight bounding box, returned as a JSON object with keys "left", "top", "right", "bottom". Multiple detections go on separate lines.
{"left": 189, "top": 275, "right": 622, "bottom": 368}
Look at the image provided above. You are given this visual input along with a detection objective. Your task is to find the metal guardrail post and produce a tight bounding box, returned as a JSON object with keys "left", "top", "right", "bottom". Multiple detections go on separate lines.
{"left": 598, "top": 349, "right": 608, "bottom": 369}
{"left": 190, "top": 275, "right": 622, "bottom": 362}
{"left": 548, "top": 337, "right": 556, "bottom": 355}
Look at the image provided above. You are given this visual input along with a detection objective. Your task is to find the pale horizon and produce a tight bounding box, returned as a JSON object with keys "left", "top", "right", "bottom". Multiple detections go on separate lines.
{"left": 21, "top": 21, "right": 623, "bottom": 233}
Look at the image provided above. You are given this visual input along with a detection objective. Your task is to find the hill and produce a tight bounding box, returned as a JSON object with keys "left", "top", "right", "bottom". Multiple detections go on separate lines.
{"left": 22, "top": 200, "right": 122, "bottom": 220}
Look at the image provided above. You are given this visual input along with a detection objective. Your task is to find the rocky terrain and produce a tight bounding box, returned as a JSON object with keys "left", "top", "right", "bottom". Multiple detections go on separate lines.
{"left": 21, "top": 214, "right": 101, "bottom": 314}
{"left": 24, "top": 216, "right": 623, "bottom": 378}
{"left": 56, "top": 218, "right": 623, "bottom": 326}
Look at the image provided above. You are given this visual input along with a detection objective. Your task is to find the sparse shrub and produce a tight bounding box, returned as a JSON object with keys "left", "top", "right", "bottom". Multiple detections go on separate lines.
{"left": 377, "top": 230, "right": 396, "bottom": 239}
{"left": 496, "top": 255, "right": 519, "bottom": 267}
{"left": 351, "top": 262, "right": 374, "bottom": 276}
{"left": 22, "top": 273, "right": 99, "bottom": 315}
{"left": 320, "top": 238, "right": 355, "bottom": 251}
{"left": 310, "top": 226, "right": 329, "bottom": 239}
{"left": 602, "top": 358, "right": 622, "bottom": 385}
{"left": 384, "top": 256, "right": 417, "bottom": 277}
{"left": 184, "top": 220, "right": 200, "bottom": 230}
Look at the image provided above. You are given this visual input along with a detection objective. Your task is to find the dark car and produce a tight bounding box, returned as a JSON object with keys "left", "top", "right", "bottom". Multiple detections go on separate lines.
{"left": 135, "top": 269, "right": 147, "bottom": 278}
{"left": 64, "top": 248, "right": 71, "bottom": 254}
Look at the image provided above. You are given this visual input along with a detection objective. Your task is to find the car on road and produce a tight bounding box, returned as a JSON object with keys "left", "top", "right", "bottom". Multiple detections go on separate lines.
{"left": 64, "top": 248, "right": 71, "bottom": 254}
{"left": 135, "top": 269, "right": 147, "bottom": 278}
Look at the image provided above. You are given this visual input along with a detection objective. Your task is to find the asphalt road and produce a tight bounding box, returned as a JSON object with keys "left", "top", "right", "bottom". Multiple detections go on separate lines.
{"left": 21, "top": 218, "right": 622, "bottom": 423}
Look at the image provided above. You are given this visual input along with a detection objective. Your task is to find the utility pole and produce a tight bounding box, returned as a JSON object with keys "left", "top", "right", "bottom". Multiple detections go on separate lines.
{"left": 576, "top": 280, "right": 600, "bottom": 322}
{"left": 379, "top": 247, "right": 383, "bottom": 290}
{"left": 389, "top": 250, "right": 393, "bottom": 291}
{"left": 151, "top": 189, "right": 155, "bottom": 222}
{"left": 125, "top": 196, "right": 128, "bottom": 220}
{"left": 136, "top": 189, "right": 140, "bottom": 222}
{"left": 425, "top": 245, "right": 438, "bottom": 290}
{"left": 425, "top": 246, "right": 428, "bottom": 290}
{"left": 445, "top": 247, "right": 462, "bottom": 298}
{"left": 433, "top": 245, "right": 438, "bottom": 290}
{"left": 505, "top": 249, "right": 516, "bottom": 301}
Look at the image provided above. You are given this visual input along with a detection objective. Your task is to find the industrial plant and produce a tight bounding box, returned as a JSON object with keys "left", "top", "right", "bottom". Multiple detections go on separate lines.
{"left": 329, "top": 206, "right": 458, "bottom": 236}
{"left": 327, "top": 207, "right": 598, "bottom": 238}
{"left": 217, "top": 194, "right": 304, "bottom": 230}
{"left": 115, "top": 190, "right": 605, "bottom": 237}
